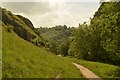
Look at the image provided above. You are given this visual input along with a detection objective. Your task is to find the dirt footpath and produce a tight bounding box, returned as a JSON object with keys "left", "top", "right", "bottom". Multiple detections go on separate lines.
{"left": 72, "top": 62, "right": 103, "bottom": 80}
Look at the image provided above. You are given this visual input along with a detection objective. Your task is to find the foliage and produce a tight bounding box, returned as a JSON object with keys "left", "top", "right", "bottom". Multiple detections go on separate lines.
{"left": 36, "top": 25, "right": 73, "bottom": 41}
{"left": 36, "top": 25, "right": 74, "bottom": 56}
{"left": 1, "top": 2, "right": 120, "bottom": 78}
{"left": 48, "top": 40, "right": 58, "bottom": 54}
{"left": 69, "top": 2, "right": 120, "bottom": 65}
{"left": 57, "top": 38, "right": 70, "bottom": 56}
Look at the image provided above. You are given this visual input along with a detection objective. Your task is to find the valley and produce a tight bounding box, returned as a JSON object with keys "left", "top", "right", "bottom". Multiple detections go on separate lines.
{"left": 1, "top": 1, "right": 120, "bottom": 79}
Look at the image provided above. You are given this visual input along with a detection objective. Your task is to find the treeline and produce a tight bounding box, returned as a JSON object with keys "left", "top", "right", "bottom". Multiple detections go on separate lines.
{"left": 41, "top": 2, "right": 120, "bottom": 66}
{"left": 36, "top": 25, "right": 74, "bottom": 41}
{"left": 36, "top": 25, "right": 75, "bottom": 56}
{"left": 69, "top": 2, "right": 120, "bottom": 65}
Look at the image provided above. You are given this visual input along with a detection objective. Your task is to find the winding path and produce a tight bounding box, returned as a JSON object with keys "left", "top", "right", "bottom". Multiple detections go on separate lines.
{"left": 72, "top": 62, "right": 103, "bottom": 80}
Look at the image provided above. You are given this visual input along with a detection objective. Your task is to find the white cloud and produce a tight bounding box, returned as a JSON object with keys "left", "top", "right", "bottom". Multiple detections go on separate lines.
{"left": 2, "top": 1, "right": 100, "bottom": 28}
{"left": 3, "top": 0, "right": 100, "bottom": 2}
{"left": 27, "top": 11, "right": 80, "bottom": 27}
{"left": 2, "top": 2, "right": 51, "bottom": 15}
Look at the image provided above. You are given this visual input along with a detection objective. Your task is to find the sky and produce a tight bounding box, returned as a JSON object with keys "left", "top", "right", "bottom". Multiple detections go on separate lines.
{"left": 1, "top": 0, "right": 102, "bottom": 28}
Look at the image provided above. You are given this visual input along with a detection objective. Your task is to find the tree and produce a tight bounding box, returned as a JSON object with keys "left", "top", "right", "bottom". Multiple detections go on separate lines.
{"left": 49, "top": 40, "right": 58, "bottom": 54}
{"left": 57, "top": 39, "right": 70, "bottom": 56}
{"left": 70, "top": 2, "right": 120, "bottom": 65}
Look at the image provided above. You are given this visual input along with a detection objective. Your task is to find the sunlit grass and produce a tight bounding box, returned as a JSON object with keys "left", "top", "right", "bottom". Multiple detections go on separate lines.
{"left": 65, "top": 57, "right": 120, "bottom": 78}
{"left": 2, "top": 23, "right": 120, "bottom": 79}
{"left": 2, "top": 24, "right": 83, "bottom": 78}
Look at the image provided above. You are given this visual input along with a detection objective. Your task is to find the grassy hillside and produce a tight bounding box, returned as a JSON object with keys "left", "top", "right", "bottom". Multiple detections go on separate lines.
{"left": 2, "top": 21, "right": 120, "bottom": 79}
{"left": 2, "top": 23, "right": 83, "bottom": 78}
{"left": 1, "top": 4, "right": 120, "bottom": 79}
{"left": 75, "top": 60, "right": 120, "bottom": 78}
{"left": 1, "top": 7, "right": 44, "bottom": 47}
{"left": 65, "top": 57, "right": 120, "bottom": 78}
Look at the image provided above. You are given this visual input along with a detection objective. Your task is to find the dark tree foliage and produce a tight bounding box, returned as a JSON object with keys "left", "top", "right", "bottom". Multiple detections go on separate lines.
{"left": 36, "top": 25, "right": 74, "bottom": 56}
{"left": 69, "top": 2, "right": 120, "bottom": 65}
{"left": 57, "top": 38, "right": 70, "bottom": 56}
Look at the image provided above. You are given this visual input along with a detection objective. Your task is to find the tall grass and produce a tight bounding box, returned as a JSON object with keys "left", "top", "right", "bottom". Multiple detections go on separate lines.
{"left": 2, "top": 24, "right": 83, "bottom": 78}
{"left": 65, "top": 57, "right": 120, "bottom": 78}
{"left": 2, "top": 23, "right": 120, "bottom": 79}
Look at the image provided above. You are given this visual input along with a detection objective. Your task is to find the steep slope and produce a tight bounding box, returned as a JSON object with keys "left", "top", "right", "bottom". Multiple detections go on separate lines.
{"left": 16, "top": 15, "right": 34, "bottom": 30}
{"left": 1, "top": 7, "right": 44, "bottom": 47}
{"left": 2, "top": 23, "right": 83, "bottom": 78}
{"left": 1, "top": 7, "right": 83, "bottom": 78}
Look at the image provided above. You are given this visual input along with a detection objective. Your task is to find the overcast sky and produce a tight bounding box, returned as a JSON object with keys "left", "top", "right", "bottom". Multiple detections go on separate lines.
{"left": 2, "top": 0, "right": 101, "bottom": 28}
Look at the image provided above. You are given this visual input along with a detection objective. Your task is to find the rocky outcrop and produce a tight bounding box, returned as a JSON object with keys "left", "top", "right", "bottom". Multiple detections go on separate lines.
{"left": 1, "top": 7, "right": 37, "bottom": 42}
{"left": 16, "top": 15, "right": 35, "bottom": 30}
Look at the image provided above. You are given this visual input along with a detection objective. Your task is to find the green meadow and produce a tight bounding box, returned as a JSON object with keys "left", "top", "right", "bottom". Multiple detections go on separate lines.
{"left": 2, "top": 23, "right": 83, "bottom": 78}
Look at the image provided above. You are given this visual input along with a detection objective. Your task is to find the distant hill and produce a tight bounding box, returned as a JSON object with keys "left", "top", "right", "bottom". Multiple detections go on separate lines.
{"left": 35, "top": 25, "right": 74, "bottom": 42}
{"left": 35, "top": 25, "right": 75, "bottom": 55}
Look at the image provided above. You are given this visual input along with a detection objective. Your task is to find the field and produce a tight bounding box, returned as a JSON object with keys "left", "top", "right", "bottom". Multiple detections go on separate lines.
{"left": 2, "top": 24, "right": 83, "bottom": 78}
{"left": 2, "top": 23, "right": 120, "bottom": 79}
{"left": 65, "top": 57, "right": 120, "bottom": 78}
